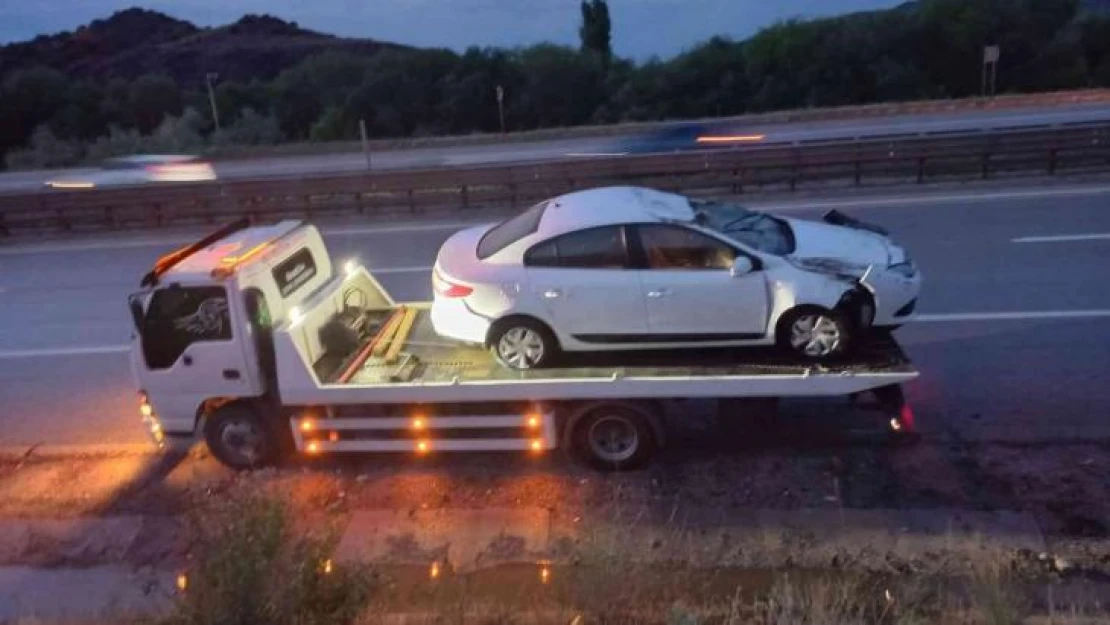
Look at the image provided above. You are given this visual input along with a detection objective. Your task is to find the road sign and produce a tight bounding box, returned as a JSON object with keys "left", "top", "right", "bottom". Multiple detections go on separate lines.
{"left": 983, "top": 45, "right": 1001, "bottom": 64}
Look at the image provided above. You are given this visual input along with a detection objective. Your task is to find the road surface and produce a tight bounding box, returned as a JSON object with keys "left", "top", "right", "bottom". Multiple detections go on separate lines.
{"left": 2, "top": 181, "right": 1110, "bottom": 448}
{"left": 2, "top": 103, "right": 1110, "bottom": 192}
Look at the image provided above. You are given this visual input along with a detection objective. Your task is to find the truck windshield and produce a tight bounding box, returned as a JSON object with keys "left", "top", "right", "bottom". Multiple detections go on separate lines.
{"left": 140, "top": 286, "right": 232, "bottom": 369}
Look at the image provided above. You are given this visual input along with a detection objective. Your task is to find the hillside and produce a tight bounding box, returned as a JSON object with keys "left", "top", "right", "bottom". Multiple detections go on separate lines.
{"left": 0, "top": 8, "right": 408, "bottom": 86}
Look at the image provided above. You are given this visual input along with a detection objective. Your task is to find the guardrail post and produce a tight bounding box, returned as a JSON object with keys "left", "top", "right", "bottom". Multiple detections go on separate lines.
{"left": 981, "top": 151, "right": 991, "bottom": 179}
{"left": 916, "top": 156, "right": 926, "bottom": 184}
{"left": 407, "top": 189, "right": 415, "bottom": 213}
{"left": 789, "top": 149, "right": 799, "bottom": 192}
{"left": 461, "top": 184, "right": 469, "bottom": 209}
{"left": 854, "top": 154, "right": 862, "bottom": 186}
{"left": 1048, "top": 148, "right": 1057, "bottom": 175}
{"left": 0, "top": 211, "right": 9, "bottom": 237}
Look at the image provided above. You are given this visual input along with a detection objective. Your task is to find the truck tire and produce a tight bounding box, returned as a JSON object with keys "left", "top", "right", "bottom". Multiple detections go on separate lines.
{"left": 570, "top": 404, "right": 658, "bottom": 471}
{"left": 204, "top": 403, "right": 282, "bottom": 469}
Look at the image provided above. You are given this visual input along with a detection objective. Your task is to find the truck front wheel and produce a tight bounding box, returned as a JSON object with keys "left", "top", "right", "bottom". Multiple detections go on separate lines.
{"left": 570, "top": 404, "right": 659, "bottom": 471}
{"left": 204, "top": 403, "right": 282, "bottom": 469}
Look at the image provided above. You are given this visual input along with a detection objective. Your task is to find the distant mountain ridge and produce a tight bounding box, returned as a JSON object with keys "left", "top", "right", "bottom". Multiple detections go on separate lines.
{"left": 0, "top": 8, "right": 408, "bottom": 86}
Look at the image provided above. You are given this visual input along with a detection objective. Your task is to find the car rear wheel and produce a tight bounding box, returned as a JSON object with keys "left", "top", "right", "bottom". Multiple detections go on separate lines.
{"left": 489, "top": 318, "right": 558, "bottom": 370}
{"left": 779, "top": 307, "right": 852, "bottom": 360}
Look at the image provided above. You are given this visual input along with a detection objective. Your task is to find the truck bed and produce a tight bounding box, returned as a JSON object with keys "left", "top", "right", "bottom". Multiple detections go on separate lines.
{"left": 336, "top": 307, "right": 915, "bottom": 387}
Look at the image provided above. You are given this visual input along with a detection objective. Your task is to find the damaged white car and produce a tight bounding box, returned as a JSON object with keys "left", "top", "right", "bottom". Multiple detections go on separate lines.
{"left": 431, "top": 186, "right": 921, "bottom": 369}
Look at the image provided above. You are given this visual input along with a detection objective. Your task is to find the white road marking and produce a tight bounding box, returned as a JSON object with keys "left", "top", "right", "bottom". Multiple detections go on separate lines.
{"left": 0, "top": 345, "right": 129, "bottom": 360}
{"left": 370, "top": 265, "right": 432, "bottom": 274}
{"left": 565, "top": 152, "right": 630, "bottom": 157}
{"left": 1011, "top": 233, "right": 1110, "bottom": 244}
{"left": 323, "top": 222, "right": 478, "bottom": 237}
{"left": 915, "top": 310, "right": 1110, "bottom": 322}
{"left": 758, "top": 184, "right": 1110, "bottom": 212}
{"left": 7, "top": 308, "right": 1110, "bottom": 360}
{"left": 0, "top": 222, "right": 476, "bottom": 256}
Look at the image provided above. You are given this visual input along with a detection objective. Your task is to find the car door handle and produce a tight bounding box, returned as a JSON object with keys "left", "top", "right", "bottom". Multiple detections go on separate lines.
{"left": 222, "top": 369, "right": 241, "bottom": 380}
{"left": 182, "top": 354, "right": 193, "bottom": 366}
{"left": 543, "top": 289, "right": 563, "bottom": 299}
{"left": 646, "top": 289, "right": 671, "bottom": 299}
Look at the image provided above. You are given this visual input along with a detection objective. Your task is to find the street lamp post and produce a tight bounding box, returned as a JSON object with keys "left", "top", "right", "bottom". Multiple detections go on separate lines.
{"left": 206, "top": 72, "right": 221, "bottom": 131}
{"left": 496, "top": 85, "right": 506, "bottom": 134}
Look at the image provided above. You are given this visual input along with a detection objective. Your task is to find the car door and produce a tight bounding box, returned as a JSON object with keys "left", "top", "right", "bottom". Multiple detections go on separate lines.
{"left": 523, "top": 225, "right": 649, "bottom": 342}
{"left": 634, "top": 224, "right": 768, "bottom": 339}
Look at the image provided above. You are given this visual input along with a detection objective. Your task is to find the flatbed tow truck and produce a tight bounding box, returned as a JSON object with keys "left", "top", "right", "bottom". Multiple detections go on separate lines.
{"left": 129, "top": 219, "right": 919, "bottom": 471}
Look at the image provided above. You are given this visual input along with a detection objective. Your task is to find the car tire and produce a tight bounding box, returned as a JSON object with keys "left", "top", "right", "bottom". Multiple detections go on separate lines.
{"left": 570, "top": 404, "right": 658, "bottom": 471}
{"left": 489, "top": 317, "right": 559, "bottom": 370}
{"left": 203, "top": 403, "right": 283, "bottom": 469}
{"left": 777, "top": 306, "right": 853, "bottom": 360}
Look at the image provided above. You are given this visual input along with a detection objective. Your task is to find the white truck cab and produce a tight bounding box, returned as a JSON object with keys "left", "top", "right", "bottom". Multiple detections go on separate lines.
{"left": 129, "top": 219, "right": 336, "bottom": 445}
{"left": 128, "top": 219, "right": 918, "bottom": 471}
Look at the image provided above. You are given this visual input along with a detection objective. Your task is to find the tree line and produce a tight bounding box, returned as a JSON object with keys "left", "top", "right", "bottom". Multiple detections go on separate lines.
{"left": 4, "top": 0, "right": 1110, "bottom": 168}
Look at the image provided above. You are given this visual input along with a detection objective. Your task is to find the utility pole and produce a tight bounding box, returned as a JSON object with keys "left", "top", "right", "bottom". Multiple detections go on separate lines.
{"left": 359, "top": 119, "right": 372, "bottom": 171}
{"left": 205, "top": 72, "right": 221, "bottom": 131}
{"left": 495, "top": 85, "right": 506, "bottom": 134}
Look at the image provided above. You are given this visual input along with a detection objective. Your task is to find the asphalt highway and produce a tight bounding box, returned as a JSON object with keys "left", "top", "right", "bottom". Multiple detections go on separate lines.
{"left": 2, "top": 103, "right": 1110, "bottom": 192}
{"left": 2, "top": 182, "right": 1110, "bottom": 448}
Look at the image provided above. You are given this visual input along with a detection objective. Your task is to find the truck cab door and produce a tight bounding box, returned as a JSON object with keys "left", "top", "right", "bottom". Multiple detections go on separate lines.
{"left": 131, "top": 285, "right": 262, "bottom": 433}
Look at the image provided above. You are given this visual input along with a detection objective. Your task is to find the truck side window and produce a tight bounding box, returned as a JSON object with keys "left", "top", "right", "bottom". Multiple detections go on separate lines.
{"left": 141, "top": 286, "right": 232, "bottom": 369}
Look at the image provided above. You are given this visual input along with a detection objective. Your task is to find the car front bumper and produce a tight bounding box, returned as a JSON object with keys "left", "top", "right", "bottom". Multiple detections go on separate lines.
{"left": 430, "top": 296, "right": 491, "bottom": 345}
{"left": 861, "top": 267, "right": 922, "bottom": 327}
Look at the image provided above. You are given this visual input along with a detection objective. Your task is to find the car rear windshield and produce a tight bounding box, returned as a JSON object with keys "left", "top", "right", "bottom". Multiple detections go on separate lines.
{"left": 477, "top": 200, "right": 548, "bottom": 259}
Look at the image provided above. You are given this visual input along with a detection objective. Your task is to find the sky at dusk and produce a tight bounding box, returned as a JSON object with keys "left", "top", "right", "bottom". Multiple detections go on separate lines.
{"left": 1, "top": 0, "right": 903, "bottom": 59}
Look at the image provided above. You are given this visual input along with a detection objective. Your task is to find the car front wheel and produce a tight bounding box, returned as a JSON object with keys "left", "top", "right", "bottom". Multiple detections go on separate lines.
{"left": 489, "top": 318, "right": 558, "bottom": 370}
{"left": 779, "top": 308, "right": 852, "bottom": 360}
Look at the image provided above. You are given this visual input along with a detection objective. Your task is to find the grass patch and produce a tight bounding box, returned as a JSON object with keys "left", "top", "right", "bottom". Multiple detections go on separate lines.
{"left": 162, "top": 492, "right": 374, "bottom": 625}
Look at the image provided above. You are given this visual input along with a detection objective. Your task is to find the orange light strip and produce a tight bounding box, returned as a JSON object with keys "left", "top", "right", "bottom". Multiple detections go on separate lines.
{"left": 695, "top": 134, "right": 766, "bottom": 144}
{"left": 219, "top": 242, "right": 269, "bottom": 265}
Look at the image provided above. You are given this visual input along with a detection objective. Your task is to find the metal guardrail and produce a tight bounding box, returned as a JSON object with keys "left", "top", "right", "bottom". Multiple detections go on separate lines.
{"left": 1, "top": 123, "right": 1108, "bottom": 236}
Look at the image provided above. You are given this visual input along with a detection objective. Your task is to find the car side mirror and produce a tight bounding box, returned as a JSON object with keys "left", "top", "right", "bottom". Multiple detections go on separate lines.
{"left": 730, "top": 256, "right": 754, "bottom": 277}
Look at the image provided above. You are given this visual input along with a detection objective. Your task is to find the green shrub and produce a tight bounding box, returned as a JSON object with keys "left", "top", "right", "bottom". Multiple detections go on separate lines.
{"left": 164, "top": 492, "right": 374, "bottom": 625}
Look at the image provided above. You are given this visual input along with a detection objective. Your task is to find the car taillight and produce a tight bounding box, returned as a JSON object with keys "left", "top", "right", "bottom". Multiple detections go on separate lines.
{"left": 433, "top": 269, "right": 473, "bottom": 298}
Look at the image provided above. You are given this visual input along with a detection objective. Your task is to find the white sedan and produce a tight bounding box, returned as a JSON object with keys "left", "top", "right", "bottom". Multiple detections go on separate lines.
{"left": 431, "top": 186, "right": 920, "bottom": 369}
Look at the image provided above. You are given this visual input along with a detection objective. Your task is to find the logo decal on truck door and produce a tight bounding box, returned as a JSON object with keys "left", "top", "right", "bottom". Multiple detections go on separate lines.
{"left": 173, "top": 297, "right": 229, "bottom": 336}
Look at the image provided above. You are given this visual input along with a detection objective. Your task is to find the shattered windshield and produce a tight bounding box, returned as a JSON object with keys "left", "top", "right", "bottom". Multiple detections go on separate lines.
{"left": 691, "top": 200, "right": 795, "bottom": 256}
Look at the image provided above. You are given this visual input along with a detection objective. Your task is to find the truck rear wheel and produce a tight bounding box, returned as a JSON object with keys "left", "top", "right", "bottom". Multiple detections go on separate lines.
{"left": 204, "top": 403, "right": 282, "bottom": 469}
{"left": 570, "top": 404, "right": 658, "bottom": 471}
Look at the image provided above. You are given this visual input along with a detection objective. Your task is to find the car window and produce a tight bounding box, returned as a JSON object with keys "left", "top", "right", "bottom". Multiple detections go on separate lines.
{"left": 477, "top": 200, "right": 549, "bottom": 259}
{"left": 637, "top": 224, "right": 736, "bottom": 270}
{"left": 141, "top": 286, "right": 232, "bottom": 369}
{"left": 524, "top": 226, "right": 627, "bottom": 269}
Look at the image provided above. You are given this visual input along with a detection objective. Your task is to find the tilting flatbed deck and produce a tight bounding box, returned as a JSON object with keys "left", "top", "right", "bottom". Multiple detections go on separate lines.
{"left": 341, "top": 307, "right": 914, "bottom": 386}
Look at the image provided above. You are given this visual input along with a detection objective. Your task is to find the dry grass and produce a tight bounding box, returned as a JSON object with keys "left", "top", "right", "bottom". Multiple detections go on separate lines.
{"left": 157, "top": 491, "right": 374, "bottom": 625}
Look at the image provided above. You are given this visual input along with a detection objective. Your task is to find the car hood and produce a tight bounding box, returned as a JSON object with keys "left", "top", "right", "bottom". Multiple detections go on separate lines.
{"left": 783, "top": 217, "right": 894, "bottom": 266}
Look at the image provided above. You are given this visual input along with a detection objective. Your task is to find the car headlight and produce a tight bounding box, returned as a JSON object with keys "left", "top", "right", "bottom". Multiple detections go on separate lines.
{"left": 888, "top": 259, "right": 917, "bottom": 278}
